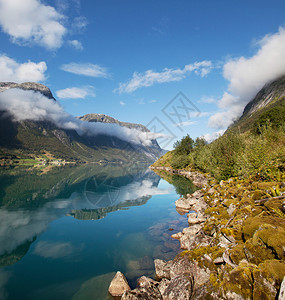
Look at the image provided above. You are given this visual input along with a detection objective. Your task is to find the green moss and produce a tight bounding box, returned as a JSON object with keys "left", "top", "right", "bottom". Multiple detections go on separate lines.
{"left": 221, "top": 227, "right": 243, "bottom": 241}
{"left": 252, "top": 268, "right": 277, "bottom": 299}
{"left": 250, "top": 190, "right": 268, "bottom": 200}
{"left": 259, "top": 260, "right": 285, "bottom": 286}
{"left": 244, "top": 236, "right": 276, "bottom": 265}
{"left": 222, "top": 262, "right": 255, "bottom": 299}
{"left": 255, "top": 226, "right": 285, "bottom": 260}
{"left": 228, "top": 244, "right": 247, "bottom": 265}
{"left": 242, "top": 215, "right": 285, "bottom": 240}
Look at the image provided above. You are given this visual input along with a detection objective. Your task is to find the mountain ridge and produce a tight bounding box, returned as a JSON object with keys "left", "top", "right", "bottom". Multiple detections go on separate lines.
{"left": 229, "top": 75, "right": 285, "bottom": 133}
{"left": 0, "top": 82, "right": 162, "bottom": 164}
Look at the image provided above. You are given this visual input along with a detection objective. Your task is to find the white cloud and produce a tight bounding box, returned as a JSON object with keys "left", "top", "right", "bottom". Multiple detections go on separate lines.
{"left": 60, "top": 63, "right": 109, "bottom": 78}
{"left": 202, "top": 129, "right": 225, "bottom": 143}
{"left": 198, "top": 96, "right": 217, "bottom": 104}
{"left": 115, "top": 61, "right": 212, "bottom": 93}
{"left": 68, "top": 40, "right": 83, "bottom": 50}
{"left": 174, "top": 120, "right": 196, "bottom": 127}
{"left": 0, "top": 0, "right": 67, "bottom": 50}
{"left": 0, "top": 55, "right": 47, "bottom": 82}
{"left": 209, "top": 27, "right": 285, "bottom": 129}
{"left": 56, "top": 86, "right": 95, "bottom": 99}
{"left": 0, "top": 89, "right": 165, "bottom": 146}
{"left": 34, "top": 241, "right": 79, "bottom": 259}
{"left": 120, "top": 101, "right": 126, "bottom": 106}
{"left": 72, "top": 16, "right": 88, "bottom": 33}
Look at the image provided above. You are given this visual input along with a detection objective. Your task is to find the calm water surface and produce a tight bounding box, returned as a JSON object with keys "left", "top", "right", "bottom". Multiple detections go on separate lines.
{"left": 0, "top": 163, "right": 196, "bottom": 300}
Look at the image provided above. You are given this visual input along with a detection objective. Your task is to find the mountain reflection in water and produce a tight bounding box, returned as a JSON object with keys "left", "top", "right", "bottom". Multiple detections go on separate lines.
{"left": 0, "top": 164, "right": 168, "bottom": 265}
{"left": 0, "top": 163, "right": 195, "bottom": 300}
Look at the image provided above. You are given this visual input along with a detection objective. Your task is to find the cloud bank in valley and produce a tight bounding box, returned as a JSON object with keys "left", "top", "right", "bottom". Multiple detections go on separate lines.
{"left": 209, "top": 27, "right": 285, "bottom": 129}
{"left": 0, "top": 88, "right": 163, "bottom": 146}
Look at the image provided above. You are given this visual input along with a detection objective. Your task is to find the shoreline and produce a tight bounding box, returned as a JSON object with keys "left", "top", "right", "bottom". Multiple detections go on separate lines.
{"left": 109, "top": 166, "right": 285, "bottom": 299}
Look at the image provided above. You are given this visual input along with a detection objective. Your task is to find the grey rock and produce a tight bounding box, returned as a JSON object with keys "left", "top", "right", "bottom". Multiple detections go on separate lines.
{"left": 175, "top": 198, "right": 192, "bottom": 211}
{"left": 179, "top": 224, "right": 202, "bottom": 250}
{"left": 121, "top": 276, "right": 162, "bottom": 300}
{"left": 278, "top": 276, "right": 285, "bottom": 300}
{"left": 213, "top": 257, "right": 224, "bottom": 264}
{"left": 158, "top": 278, "right": 170, "bottom": 296}
{"left": 188, "top": 212, "right": 207, "bottom": 224}
{"left": 154, "top": 259, "right": 172, "bottom": 280}
{"left": 227, "top": 203, "right": 236, "bottom": 215}
{"left": 170, "top": 255, "right": 211, "bottom": 287}
{"left": 0, "top": 82, "right": 55, "bottom": 100}
{"left": 171, "top": 232, "right": 182, "bottom": 240}
{"left": 108, "top": 271, "right": 131, "bottom": 297}
{"left": 162, "top": 274, "right": 193, "bottom": 300}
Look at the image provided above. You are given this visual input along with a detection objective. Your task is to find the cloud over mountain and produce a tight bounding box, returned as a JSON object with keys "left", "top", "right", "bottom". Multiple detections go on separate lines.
{"left": 0, "top": 55, "right": 47, "bottom": 83}
{"left": 0, "top": 88, "right": 163, "bottom": 146}
{"left": 209, "top": 27, "right": 285, "bottom": 129}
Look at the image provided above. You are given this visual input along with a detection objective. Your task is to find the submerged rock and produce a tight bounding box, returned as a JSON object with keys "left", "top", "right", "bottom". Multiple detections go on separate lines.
{"left": 108, "top": 271, "right": 131, "bottom": 297}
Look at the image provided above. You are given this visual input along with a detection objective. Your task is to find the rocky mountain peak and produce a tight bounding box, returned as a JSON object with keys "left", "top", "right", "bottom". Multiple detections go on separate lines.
{"left": 78, "top": 113, "right": 149, "bottom": 132}
{"left": 242, "top": 75, "right": 285, "bottom": 117}
{"left": 0, "top": 82, "right": 55, "bottom": 100}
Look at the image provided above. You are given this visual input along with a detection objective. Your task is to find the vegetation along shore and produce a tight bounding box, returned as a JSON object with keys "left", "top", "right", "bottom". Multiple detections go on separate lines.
{"left": 108, "top": 76, "right": 285, "bottom": 299}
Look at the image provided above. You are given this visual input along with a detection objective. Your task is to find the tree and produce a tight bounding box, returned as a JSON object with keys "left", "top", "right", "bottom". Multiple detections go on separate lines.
{"left": 194, "top": 137, "right": 207, "bottom": 148}
{"left": 173, "top": 134, "right": 194, "bottom": 155}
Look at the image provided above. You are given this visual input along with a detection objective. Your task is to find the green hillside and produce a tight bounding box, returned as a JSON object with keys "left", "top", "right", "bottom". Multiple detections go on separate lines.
{"left": 153, "top": 76, "right": 285, "bottom": 181}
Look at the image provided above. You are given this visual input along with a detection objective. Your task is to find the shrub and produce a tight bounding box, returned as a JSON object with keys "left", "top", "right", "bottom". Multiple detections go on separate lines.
{"left": 170, "top": 154, "right": 190, "bottom": 169}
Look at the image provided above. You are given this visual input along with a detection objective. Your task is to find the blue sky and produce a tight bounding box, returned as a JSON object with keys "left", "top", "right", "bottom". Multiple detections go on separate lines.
{"left": 0, "top": 0, "right": 285, "bottom": 149}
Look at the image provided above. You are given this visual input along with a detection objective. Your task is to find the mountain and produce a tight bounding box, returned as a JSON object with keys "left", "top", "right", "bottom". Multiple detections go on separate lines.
{"left": 78, "top": 113, "right": 162, "bottom": 160}
{"left": 79, "top": 113, "right": 148, "bottom": 132}
{"left": 0, "top": 82, "right": 162, "bottom": 163}
{"left": 0, "top": 82, "right": 55, "bottom": 100}
{"left": 229, "top": 75, "right": 285, "bottom": 133}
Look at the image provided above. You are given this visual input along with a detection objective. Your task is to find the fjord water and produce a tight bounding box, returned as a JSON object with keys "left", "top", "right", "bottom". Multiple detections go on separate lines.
{"left": 0, "top": 163, "right": 195, "bottom": 300}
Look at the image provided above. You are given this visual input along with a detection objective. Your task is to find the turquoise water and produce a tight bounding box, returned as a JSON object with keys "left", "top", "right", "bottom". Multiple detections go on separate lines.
{"left": 0, "top": 164, "right": 194, "bottom": 299}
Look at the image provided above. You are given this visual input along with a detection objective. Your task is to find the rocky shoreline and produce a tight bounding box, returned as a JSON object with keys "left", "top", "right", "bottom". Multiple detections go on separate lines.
{"left": 108, "top": 166, "right": 285, "bottom": 299}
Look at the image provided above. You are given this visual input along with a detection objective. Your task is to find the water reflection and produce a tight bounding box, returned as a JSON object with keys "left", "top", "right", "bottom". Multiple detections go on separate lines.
{"left": 0, "top": 163, "right": 167, "bottom": 267}
{"left": 0, "top": 163, "right": 197, "bottom": 299}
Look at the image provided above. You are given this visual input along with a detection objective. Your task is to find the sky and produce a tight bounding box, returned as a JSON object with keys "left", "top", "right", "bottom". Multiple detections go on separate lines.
{"left": 0, "top": 0, "right": 285, "bottom": 149}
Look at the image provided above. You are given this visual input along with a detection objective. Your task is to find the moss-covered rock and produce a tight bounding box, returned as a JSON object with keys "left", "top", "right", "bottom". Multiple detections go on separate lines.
{"left": 259, "top": 260, "right": 285, "bottom": 287}
{"left": 242, "top": 215, "right": 285, "bottom": 240}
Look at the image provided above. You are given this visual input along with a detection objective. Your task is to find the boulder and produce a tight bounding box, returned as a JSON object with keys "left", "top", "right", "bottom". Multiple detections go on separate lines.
{"left": 170, "top": 255, "right": 211, "bottom": 287}
{"left": 154, "top": 259, "right": 172, "bottom": 280}
{"left": 158, "top": 278, "right": 170, "bottom": 295}
{"left": 121, "top": 276, "right": 162, "bottom": 300}
{"left": 179, "top": 224, "right": 202, "bottom": 250}
{"left": 108, "top": 271, "right": 131, "bottom": 297}
{"left": 175, "top": 198, "right": 191, "bottom": 211}
{"left": 161, "top": 274, "right": 193, "bottom": 300}
{"left": 188, "top": 212, "right": 207, "bottom": 224}
{"left": 171, "top": 232, "right": 182, "bottom": 240}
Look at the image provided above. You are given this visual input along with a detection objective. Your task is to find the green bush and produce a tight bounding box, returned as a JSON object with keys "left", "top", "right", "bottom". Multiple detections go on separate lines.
{"left": 170, "top": 154, "right": 190, "bottom": 169}
{"left": 254, "top": 104, "right": 285, "bottom": 134}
